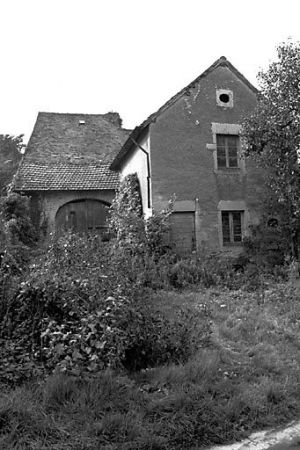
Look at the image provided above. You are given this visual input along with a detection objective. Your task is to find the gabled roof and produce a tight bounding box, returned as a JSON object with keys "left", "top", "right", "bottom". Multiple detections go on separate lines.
{"left": 110, "top": 56, "right": 258, "bottom": 170}
{"left": 14, "top": 112, "right": 129, "bottom": 191}
{"left": 13, "top": 163, "right": 119, "bottom": 191}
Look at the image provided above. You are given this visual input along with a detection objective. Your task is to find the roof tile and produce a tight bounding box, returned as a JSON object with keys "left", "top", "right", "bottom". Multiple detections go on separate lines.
{"left": 13, "top": 163, "right": 119, "bottom": 191}
{"left": 13, "top": 111, "right": 128, "bottom": 191}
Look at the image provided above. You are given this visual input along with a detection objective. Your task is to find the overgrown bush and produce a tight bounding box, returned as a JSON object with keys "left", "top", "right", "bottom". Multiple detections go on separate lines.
{"left": 243, "top": 222, "right": 289, "bottom": 268}
{"left": 0, "top": 193, "right": 38, "bottom": 276}
{"left": 0, "top": 193, "right": 38, "bottom": 246}
{"left": 0, "top": 231, "right": 211, "bottom": 383}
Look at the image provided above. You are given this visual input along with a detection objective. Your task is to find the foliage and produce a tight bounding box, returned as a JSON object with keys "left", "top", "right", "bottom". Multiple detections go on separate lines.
{"left": 3, "top": 285, "right": 300, "bottom": 449}
{"left": 0, "top": 233, "right": 210, "bottom": 384}
{"left": 109, "top": 173, "right": 144, "bottom": 245}
{"left": 0, "top": 193, "right": 38, "bottom": 278}
{"left": 0, "top": 134, "right": 24, "bottom": 195}
{"left": 243, "top": 222, "right": 289, "bottom": 268}
{"left": 109, "top": 173, "right": 174, "bottom": 257}
{"left": 242, "top": 41, "right": 300, "bottom": 257}
{"left": 0, "top": 193, "right": 37, "bottom": 246}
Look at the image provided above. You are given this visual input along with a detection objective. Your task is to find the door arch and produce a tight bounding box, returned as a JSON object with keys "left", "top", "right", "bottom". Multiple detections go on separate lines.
{"left": 55, "top": 199, "right": 110, "bottom": 234}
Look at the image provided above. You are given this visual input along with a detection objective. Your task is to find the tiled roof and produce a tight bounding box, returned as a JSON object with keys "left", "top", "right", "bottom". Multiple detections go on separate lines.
{"left": 110, "top": 57, "right": 259, "bottom": 170}
{"left": 24, "top": 112, "right": 130, "bottom": 165}
{"left": 13, "top": 111, "right": 129, "bottom": 191}
{"left": 13, "top": 163, "right": 119, "bottom": 191}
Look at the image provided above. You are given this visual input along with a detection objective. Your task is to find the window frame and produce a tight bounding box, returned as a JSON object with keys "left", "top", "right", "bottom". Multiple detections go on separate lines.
{"left": 217, "top": 134, "right": 239, "bottom": 169}
{"left": 221, "top": 210, "right": 244, "bottom": 246}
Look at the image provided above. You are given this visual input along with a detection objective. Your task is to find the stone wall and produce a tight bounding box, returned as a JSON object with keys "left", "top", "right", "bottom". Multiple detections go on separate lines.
{"left": 149, "top": 64, "right": 266, "bottom": 252}
{"left": 30, "top": 189, "right": 116, "bottom": 235}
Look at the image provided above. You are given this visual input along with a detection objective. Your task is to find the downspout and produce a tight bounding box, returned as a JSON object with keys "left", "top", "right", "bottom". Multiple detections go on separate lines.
{"left": 130, "top": 137, "right": 151, "bottom": 209}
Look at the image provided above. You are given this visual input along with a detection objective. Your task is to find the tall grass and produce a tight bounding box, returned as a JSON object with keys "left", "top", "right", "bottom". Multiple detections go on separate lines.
{"left": 3, "top": 281, "right": 300, "bottom": 450}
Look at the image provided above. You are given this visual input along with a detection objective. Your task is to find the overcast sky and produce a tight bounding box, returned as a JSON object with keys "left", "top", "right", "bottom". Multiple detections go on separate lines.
{"left": 1, "top": 0, "right": 300, "bottom": 143}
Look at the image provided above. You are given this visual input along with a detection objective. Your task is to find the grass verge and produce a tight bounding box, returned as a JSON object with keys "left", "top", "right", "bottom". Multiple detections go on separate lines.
{"left": 2, "top": 282, "right": 300, "bottom": 449}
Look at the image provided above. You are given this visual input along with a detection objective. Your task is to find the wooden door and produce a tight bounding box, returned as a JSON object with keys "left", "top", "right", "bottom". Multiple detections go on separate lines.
{"left": 170, "top": 212, "right": 195, "bottom": 253}
{"left": 56, "top": 200, "right": 109, "bottom": 234}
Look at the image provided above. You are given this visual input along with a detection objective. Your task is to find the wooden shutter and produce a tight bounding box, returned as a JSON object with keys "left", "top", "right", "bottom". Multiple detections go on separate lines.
{"left": 170, "top": 212, "right": 195, "bottom": 252}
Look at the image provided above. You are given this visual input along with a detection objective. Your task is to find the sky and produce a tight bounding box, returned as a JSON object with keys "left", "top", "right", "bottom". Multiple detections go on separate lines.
{"left": 1, "top": 0, "right": 300, "bottom": 144}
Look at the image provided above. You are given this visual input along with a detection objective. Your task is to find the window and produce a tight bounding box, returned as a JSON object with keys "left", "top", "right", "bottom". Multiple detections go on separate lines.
{"left": 217, "top": 134, "right": 239, "bottom": 168}
{"left": 222, "top": 211, "right": 243, "bottom": 245}
{"left": 216, "top": 89, "right": 233, "bottom": 108}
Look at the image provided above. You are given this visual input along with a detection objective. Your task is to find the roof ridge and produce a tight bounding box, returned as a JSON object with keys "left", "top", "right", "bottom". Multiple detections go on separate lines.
{"left": 37, "top": 111, "right": 116, "bottom": 117}
{"left": 21, "top": 161, "right": 113, "bottom": 166}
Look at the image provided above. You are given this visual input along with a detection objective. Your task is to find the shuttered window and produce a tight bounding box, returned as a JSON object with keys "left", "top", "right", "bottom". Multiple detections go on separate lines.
{"left": 217, "top": 135, "right": 239, "bottom": 168}
{"left": 222, "top": 211, "right": 243, "bottom": 245}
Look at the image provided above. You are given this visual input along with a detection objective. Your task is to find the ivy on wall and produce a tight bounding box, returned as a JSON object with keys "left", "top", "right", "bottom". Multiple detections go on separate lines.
{"left": 109, "top": 173, "right": 174, "bottom": 256}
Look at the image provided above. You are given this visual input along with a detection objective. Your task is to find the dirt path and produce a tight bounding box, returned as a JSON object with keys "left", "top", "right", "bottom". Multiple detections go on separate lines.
{"left": 208, "top": 420, "right": 300, "bottom": 450}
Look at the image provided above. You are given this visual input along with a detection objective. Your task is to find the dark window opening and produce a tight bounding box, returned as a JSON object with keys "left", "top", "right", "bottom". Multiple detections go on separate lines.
{"left": 217, "top": 134, "right": 239, "bottom": 168}
{"left": 219, "top": 93, "right": 230, "bottom": 103}
{"left": 222, "top": 211, "right": 243, "bottom": 245}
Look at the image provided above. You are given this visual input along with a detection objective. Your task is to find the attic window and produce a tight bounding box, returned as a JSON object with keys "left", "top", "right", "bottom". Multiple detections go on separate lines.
{"left": 219, "top": 93, "right": 230, "bottom": 103}
{"left": 79, "top": 120, "right": 86, "bottom": 125}
{"left": 216, "top": 89, "right": 233, "bottom": 108}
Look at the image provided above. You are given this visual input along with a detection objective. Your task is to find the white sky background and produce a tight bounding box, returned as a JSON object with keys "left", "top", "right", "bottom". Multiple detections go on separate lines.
{"left": 1, "top": 0, "right": 300, "bottom": 143}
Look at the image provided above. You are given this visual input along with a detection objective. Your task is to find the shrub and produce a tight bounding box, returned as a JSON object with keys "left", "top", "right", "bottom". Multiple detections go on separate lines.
{"left": 243, "top": 222, "right": 288, "bottom": 268}
{"left": 0, "top": 193, "right": 38, "bottom": 246}
{"left": 0, "top": 232, "right": 212, "bottom": 383}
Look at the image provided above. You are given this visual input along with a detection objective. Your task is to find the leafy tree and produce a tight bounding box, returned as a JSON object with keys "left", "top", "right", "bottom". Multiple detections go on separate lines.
{"left": 243, "top": 41, "right": 300, "bottom": 258}
{"left": 0, "top": 134, "right": 24, "bottom": 195}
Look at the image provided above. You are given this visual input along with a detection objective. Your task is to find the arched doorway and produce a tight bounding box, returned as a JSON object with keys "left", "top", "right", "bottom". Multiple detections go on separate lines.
{"left": 55, "top": 199, "right": 110, "bottom": 234}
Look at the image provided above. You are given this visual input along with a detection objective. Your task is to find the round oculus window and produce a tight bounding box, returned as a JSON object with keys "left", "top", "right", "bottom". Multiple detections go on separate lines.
{"left": 219, "top": 93, "right": 230, "bottom": 103}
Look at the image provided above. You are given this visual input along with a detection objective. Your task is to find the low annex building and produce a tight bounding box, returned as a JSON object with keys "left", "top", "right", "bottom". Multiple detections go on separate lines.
{"left": 13, "top": 112, "right": 130, "bottom": 235}
{"left": 110, "top": 57, "right": 267, "bottom": 253}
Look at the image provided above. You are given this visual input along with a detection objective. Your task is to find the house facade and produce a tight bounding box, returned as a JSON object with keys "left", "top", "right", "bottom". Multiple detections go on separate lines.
{"left": 111, "top": 57, "right": 267, "bottom": 253}
{"left": 13, "top": 112, "right": 130, "bottom": 236}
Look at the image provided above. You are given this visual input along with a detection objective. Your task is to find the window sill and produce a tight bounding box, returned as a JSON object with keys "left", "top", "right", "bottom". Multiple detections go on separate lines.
{"left": 214, "top": 168, "right": 246, "bottom": 175}
{"left": 221, "top": 244, "right": 244, "bottom": 253}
